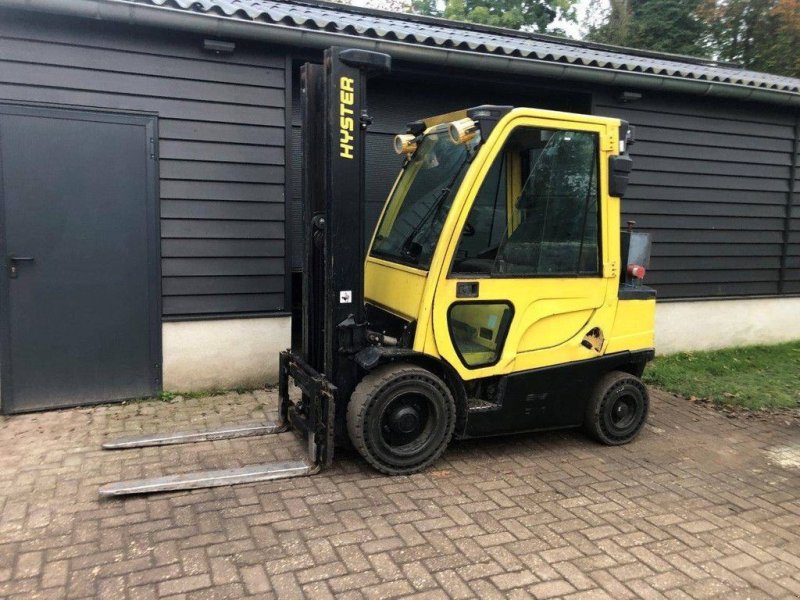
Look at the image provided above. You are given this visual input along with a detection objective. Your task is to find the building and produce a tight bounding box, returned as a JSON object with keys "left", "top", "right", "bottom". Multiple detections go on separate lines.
{"left": 0, "top": 0, "right": 797, "bottom": 413}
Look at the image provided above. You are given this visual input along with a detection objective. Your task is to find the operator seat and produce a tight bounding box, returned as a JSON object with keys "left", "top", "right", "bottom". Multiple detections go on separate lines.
{"left": 497, "top": 191, "right": 597, "bottom": 274}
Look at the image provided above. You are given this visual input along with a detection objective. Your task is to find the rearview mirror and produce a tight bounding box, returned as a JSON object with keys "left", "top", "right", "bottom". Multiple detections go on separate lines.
{"left": 609, "top": 155, "right": 633, "bottom": 198}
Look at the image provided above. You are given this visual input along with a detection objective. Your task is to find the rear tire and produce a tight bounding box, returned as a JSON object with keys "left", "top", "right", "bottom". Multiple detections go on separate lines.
{"left": 347, "top": 363, "right": 456, "bottom": 475}
{"left": 584, "top": 370, "right": 649, "bottom": 445}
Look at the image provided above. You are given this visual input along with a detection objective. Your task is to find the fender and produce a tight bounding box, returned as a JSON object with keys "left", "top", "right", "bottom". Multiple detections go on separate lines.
{"left": 353, "top": 346, "right": 469, "bottom": 437}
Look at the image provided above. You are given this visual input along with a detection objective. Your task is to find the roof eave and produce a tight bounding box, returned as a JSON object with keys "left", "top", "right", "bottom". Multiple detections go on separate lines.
{"left": 3, "top": 0, "right": 799, "bottom": 108}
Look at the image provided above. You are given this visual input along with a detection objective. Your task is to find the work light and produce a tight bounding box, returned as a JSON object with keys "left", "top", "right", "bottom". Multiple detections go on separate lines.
{"left": 448, "top": 118, "right": 478, "bottom": 144}
{"left": 393, "top": 134, "right": 417, "bottom": 155}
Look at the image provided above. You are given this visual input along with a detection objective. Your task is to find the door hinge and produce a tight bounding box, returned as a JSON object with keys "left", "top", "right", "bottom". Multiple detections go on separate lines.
{"left": 149, "top": 137, "right": 158, "bottom": 160}
{"left": 604, "top": 260, "right": 619, "bottom": 278}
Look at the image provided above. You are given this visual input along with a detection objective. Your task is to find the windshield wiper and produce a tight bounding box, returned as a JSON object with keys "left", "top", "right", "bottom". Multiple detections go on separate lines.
{"left": 400, "top": 187, "right": 451, "bottom": 260}
{"left": 400, "top": 156, "right": 469, "bottom": 262}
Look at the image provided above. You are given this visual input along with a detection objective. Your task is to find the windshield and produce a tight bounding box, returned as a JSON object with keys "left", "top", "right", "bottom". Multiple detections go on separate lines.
{"left": 370, "top": 128, "right": 479, "bottom": 269}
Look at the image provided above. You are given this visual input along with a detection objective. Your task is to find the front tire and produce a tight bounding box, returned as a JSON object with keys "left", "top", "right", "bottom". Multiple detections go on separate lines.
{"left": 584, "top": 370, "right": 649, "bottom": 445}
{"left": 347, "top": 363, "right": 456, "bottom": 475}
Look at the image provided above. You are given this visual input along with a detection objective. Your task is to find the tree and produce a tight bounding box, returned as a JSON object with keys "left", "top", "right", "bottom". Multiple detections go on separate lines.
{"left": 588, "top": 0, "right": 708, "bottom": 57}
{"left": 586, "top": 0, "right": 632, "bottom": 46}
{"left": 699, "top": 0, "right": 773, "bottom": 65}
{"left": 410, "top": 0, "right": 578, "bottom": 33}
{"left": 771, "top": 0, "right": 800, "bottom": 77}
{"left": 699, "top": 0, "right": 800, "bottom": 77}
{"left": 587, "top": 0, "right": 800, "bottom": 77}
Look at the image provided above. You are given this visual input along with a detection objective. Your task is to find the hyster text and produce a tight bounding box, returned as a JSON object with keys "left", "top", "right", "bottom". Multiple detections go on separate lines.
{"left": 339, "top": 76, "right": 355, "bottom": 159}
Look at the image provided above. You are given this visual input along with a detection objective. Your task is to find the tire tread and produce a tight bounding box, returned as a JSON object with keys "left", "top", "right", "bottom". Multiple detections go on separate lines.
{"left": 347, "top": 363, "right": 455, "bottom": 475}
{"left": 584, "top": 370, "right": 649, "bottom": 446}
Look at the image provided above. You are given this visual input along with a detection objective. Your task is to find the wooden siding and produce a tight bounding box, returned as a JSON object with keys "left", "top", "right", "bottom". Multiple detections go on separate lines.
{"left": 0, "top": 10, "right": 287, "bottom": 318}
{"left": 596, "top": 92, "right": 799, "bottom": 299}
{"left": 785, "top": 140, "right": 800, "bottom": 293}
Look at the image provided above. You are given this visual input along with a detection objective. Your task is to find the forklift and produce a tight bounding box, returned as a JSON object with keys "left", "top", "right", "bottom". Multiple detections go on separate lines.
{"left": 99, "top": 47, "right": 655, "bottom": 497}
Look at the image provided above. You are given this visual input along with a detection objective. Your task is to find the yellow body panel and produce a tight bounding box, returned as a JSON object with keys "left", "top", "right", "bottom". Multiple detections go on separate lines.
{"left": 364, "top": 256, "right": 427, "bottom": 321}
{"left": 517, "top": 304, "right": 594, "bottom": 352}
{"left": 364, "top": 106, "right": 654, "bottom": 380}
{"left": 606, "top": 299, "right": 656, "bottom": 354}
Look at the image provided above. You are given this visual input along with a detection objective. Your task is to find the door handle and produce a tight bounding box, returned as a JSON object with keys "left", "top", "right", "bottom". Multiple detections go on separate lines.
{"left": 456, "top": 281, "right": 479, "bottom": 298}
{"left": 8, "top": 255, "right": 35, "bottom": 279}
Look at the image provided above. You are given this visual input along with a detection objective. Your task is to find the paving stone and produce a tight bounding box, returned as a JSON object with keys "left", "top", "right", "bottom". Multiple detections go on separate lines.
{"left": 157, "top": 574, "right": 211, "bottom": 596}
{"left": 240, "top": 565, "right": 271, "bottom": 594}
{"left": 14, "top": 551, "right": 42, "bottom": 578}
{"left": 0, "top": 388, "right": 797, "bottom": 598}
{"left": 490, "top": 569, "right": 537, "bottom": 590}
{"left": 527, "top": 578, "right": 576, "bottom": 599}
{"left": 41, "top": 559, "right": 68, "bottom": 588}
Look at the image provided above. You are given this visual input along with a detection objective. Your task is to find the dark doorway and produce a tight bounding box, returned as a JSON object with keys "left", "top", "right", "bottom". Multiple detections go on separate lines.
{"left": 0, "top": 105, "right": 161, "bottom": 413}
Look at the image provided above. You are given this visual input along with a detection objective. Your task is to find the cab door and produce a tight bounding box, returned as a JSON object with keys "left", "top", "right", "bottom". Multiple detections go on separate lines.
{"left": 429, "top": 115, "right": 619, "bottom": 381}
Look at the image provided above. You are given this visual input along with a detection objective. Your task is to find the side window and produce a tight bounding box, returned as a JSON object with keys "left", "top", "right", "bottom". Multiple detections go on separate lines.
{"left": 451, "top": 126, "right": 600, "bottom": 277}
{"left": 450, "top": 155, "right": 508, "bottom": 274}
{"left": 448, "top": 302, "right": 513, "bottom": 368}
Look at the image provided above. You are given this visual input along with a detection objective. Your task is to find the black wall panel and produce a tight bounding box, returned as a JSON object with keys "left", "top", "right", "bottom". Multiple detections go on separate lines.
{"left": 0, "top": 10, "right": 287, "bottom": 318}
{"left": 595, "top": 90, "right": 799, "bottom": 299}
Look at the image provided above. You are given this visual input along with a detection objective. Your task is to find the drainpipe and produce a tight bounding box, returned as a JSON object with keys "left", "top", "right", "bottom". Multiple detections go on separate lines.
{"left": 1, "top": 0, "right": 799, "bottom": 108}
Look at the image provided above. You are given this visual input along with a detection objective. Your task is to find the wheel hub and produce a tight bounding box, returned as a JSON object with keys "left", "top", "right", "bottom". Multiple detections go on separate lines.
{"left": 389, "top": 406, "right": 420, "bottom": 434}
{"left": 610, "top": 394, "right": 636, "bottom": 427}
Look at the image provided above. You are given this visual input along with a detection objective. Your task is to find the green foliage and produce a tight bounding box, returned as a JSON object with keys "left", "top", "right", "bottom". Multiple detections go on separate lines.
{"left": 411, "top": 0, "right": 577, "bottom": 32}
{"left": 700, "top": 0, "right": 800, "bottom": 78}
{"left": 588, "top": 0, "right": 708, "bottom": 57}
{"left": 644, "top": 341, "right": 800, "bottom": 410}
{"left": 587, "top": 0, "right": 800, "bottom": 77}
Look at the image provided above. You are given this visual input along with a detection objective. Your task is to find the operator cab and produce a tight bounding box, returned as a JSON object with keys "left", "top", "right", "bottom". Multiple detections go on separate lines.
{"left": 366, "top": 105, "right": 652, "bottom": 377}
{"left": 360, "top": 105, "right": 654, "bottom": 453}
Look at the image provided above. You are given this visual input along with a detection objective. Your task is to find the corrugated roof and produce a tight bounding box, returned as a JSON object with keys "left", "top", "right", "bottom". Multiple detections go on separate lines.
{"left": 130, "top": 0, "right": 800, "bottom": 95}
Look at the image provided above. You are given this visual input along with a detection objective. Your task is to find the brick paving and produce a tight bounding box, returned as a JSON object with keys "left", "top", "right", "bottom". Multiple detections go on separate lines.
{"left": 0, "top": 388, "right": 798, "bottom": 599}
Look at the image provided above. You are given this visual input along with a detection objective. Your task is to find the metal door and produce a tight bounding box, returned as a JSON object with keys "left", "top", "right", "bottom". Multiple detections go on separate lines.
{"left": 0, "top": 105, "right": 160, "bottom": 413}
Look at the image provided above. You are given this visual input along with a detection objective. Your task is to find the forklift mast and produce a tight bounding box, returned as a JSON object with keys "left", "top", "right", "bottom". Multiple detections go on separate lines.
{"left": 292, "top": 47, "right": 391, "bottom": 438}
{"left": 299, "top": 47, "right": 391, "bottom": 426}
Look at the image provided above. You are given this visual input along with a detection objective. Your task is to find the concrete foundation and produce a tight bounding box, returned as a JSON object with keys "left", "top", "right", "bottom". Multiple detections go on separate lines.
{"left": 162, "top": 317, "right": 291, "bottom": 391}
{"left": 161, "top": 297, "right": 800, "bottom": 391}
{"left": 655, "top": 296, "right": 800, "bottom": 355}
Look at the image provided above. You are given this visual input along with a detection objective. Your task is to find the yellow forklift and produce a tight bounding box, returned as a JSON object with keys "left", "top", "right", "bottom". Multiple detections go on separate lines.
{"left": 99, "top": 47, "right": 655, "bottom": 496}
